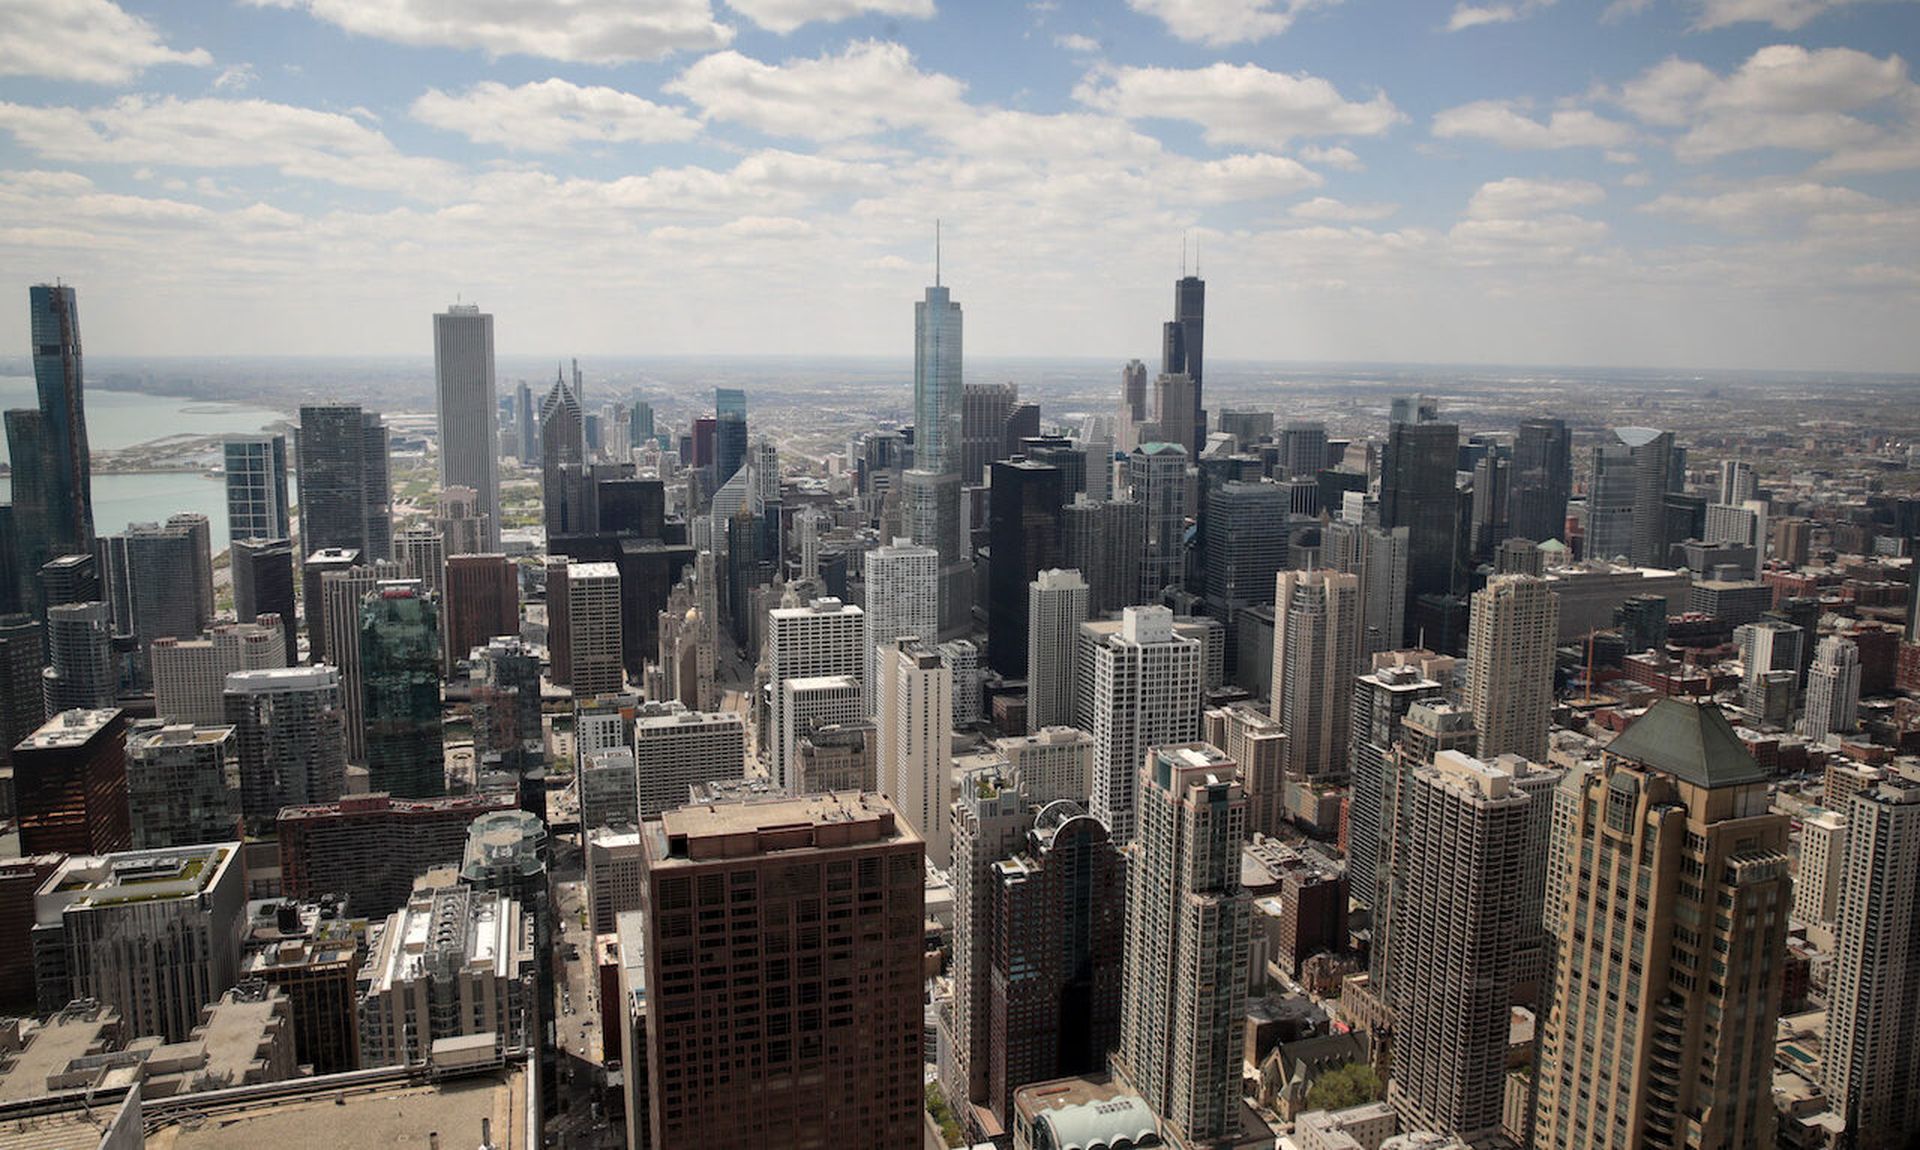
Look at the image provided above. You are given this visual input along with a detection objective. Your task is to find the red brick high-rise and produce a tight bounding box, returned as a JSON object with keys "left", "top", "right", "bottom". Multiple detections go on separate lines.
{"left": 443, "top": 553, "right": 519, "bottom": 668}
{"left": 14, "top": 708, "right": 130, "bottom": 857}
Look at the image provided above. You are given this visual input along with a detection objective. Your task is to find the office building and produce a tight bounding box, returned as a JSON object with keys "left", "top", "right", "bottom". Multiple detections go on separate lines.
{"left": 151, "top": 620, "right": 286, "bottom": 725}
{"left": 224, "top": 665, "right": 348, "bottom": 829}
{"left": 277, "top": 791, "right": 515, "bottom": 919}
{"left": 1347, "top": 661, "right": 1448, "bottom": 909}
{"left": 1200, "top": 480, "right": 1290, "bottom": 668}
{"left": 101, "top": 516, "right": 215, "bottom": 681}
{"left": 863, "top": 537, "right": 939, "bottom": 707}
{"left": 996, "top": 726, "right": 1094, "bottom": 806}
{"left": 443, "top": 554, "right": 518, "bottom": 669}
{"left": 1270, "top": 570, "right": 1361, "bottom": 782}
{"left": 1161, "top": 273, "right": 1206, "bottom": 452}
{"left": 394, "top": 523, "right": 445, "bottom": 597}
{"left": 766, "top": 597, "right": 865, "bottom": 791}
{"left": 1115, "top": 743, "right": 1247, "bottom": 1146}
{"left": 1128, "top": 443, "right": 1188, "bottom": 604}
{"left": 988, "top": 458, "right": 1066, "bottom": 678}
{"left": 794, "top": 721, "right": 877, "bottom": 794}
{"left": 1464, "top": 575, "right": 1559, "bottom": 762}
{"left": 876, "top": 638, "right": 953, "bottom": 868}
{"left": 962, "top": 381, "right": 1018, "bottom": 484}
{"left": 1510, "top": 417, "right": 1571, "bottom": 544}
{"left": 1027, "top": 569, "right": 1090, "bottom": 732}
{"left": 1380, "top": 419, "right": 1460, "bottom": 604}
{"left": 1704, "top": 500, "right": 1768, "bottom": 579}
{"left": 633, "top": 707, "right": 746, "bottom": 818}
{"left": 1062, "top": 495, "right": 1143, "bottom": 616}
{"left": 1795, "top": 808, "right": 1846, "bottom": 927}
{"left": 300, "top": 547, "right": 357, "bottom": 665}
{"left": 1080, "top": 607, "right": 1202, "bottom": 842}
{"left": 0, "top": 854, "right": 63, "bottom": 1016}
{"left": 358, "top": 882, "right": 535, "bottom": 1067}
{"left": 714, "top": 387, "right": 747, "bottom": 486}
{"left": 1118, "top": 359, "right": 1149, "bottom": 451}
{"left": 41, "top": 600, "right": 114, "bottom": 714}
{"left": 1802, "top": 634, "right": 1861, "bottom": 744}
{"left": 564, "top": 561, "right": 624, "bottom": 696}
{"left": 296, "top": 405, "right": 390, "bottom": 562}
{"left": 224, "top": 434, "right": 291, "bottom": 543}
{"left": 1213, "top": 702, "right": 1288, "bottom": 840}
{"left": 1150, "top": 373, "right": 1197, "bottom": 466}
{"left": 1824, "top": 776, "right": 1920, "bottom": 1148}
{"left": 0, "top": 614, "right": 42, "bottom": 787}
{"left": 586, "top": 827, "right": 644, "bottom": 937}
{"left": 359, "top": 582, "right": 443, "bottom": 797}
{"left": 435, "top": 484, "right": 491, "bottom": 557}
{"left": 434, "top": 303, "right": 502, "bottom": 551}
{"left": 1533, "top": 700, "right": 1789, "bottom": 1150}
{"left": 540, "top": 372, "right": 590, "bottom": 537}
{"left": 1325, "top": 519, "right": 1409, "bottom": 658}
{"left": 470, "top": 635, "right": 543, "bottom": 771}
{"left": 323, "top": 560, "right": 397, "bottom": 756}
{"left": 638, "top": 792, "right": 925, "bottom": 1150}
{"left": 1276, "top": 420, "right": 1326, "bottom": 479}
{"left": 1737, "top": 619, "right": 1804, "bottom": 720}
{"left": 1384, "top": 750, "right": 1533, "bottom": 1142}
{"left": 948, "top": 764, "right": 1032, "bottom": 1125}
{"left": 241, "top": 901, "right": 363, "bottom": 1075}
{"left": 125, "top": 720, "right": 238, "bottom": 850}
{"left": 14, "top": 707, "right": 129, "bottom": 856}
{"left": 35, "top": 843, "right": 245, "bottom": 1042}
{"left": 232, "top": 538, "right": 298, "bottom": 663}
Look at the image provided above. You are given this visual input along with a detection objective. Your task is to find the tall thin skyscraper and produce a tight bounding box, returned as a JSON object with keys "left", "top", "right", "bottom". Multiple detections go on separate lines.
{"left": 1510, "top": 417, "right": 1572, "bottom": 544}
{"left": 1027, "top": 568, "right": 1089, "bottom": 732}
{"left": 875, "top": 638, "right": 953, "bottom": 868}
{"left": 1824, "top": 774, "right": 1920, "bottom": 1149}
{"left": 1117, "top": 358, "right": 1148, "bottom": 451}
{"left": 1083, "top": 606, "right": 1202, "bottom": 843}
{"left": 1115, "top": 742, "right": 1246, "bottom": 1145}
{"left": 359, "top": 581, "right": 443, "bottom": 798}
{"left": 539, "top": 371, "right": 589, "bottom": 537}
{"left": 27, "top": 284, "right": 94, "bottom": 560}
{"left": 1347, "top": 659, "right": 1447, "bottom": 910}
{"left": 766, "top": 597, "right": 865, "bottom": 792}
{"left": 1533, "top": 699, "right": 1789, "bottom": 1150}
{"left": 297, "top": 405, "right": 391, "bottom": 562}
{"left": 223, "top": 434, "right": 291, "bottom": 543}
{"left": 1160, "top": 272, "right": 1205, "bottom": 453}
{"left": 1269, "top": 570, "right": 1361, "bottom": 782}
{"left": 1380, "top": 418, "right": 1460, "bottom": 605}
{"left": 862, "top": 537, "right": 938, "bottom": 710}
{"left": 1325, "top": 519, "right": 1409, "bottom": 658}
{"left": 433, "top": 303, "right": 502, "bottom": 551}
{"left": 515, "top": 380, "right": 536, "bottom": 463}
{"left": 714, "top": 387, "right": 748, "bottom": 487}
{"left": 1802, "top": 633, "right": 1861, "bottom": 744}
{"left": 322, "top": 560, "right": 391, "bottom": 763}
{"left": 914, "top": 258, "right": 963, "bottom": 481}
{"left": 1465, "top": 574, "right": 1559, "bottom": 762}
{"left": 987, "top": 458, "right": 1065, "bottom": 678}
{"left": 1128, "top": 443, "right": 1187, "bottom": 605}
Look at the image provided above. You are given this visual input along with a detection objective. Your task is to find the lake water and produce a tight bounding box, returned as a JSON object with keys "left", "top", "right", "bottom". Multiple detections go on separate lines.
{"left": 0, "top": 376, "right": 287, "bottom": 542}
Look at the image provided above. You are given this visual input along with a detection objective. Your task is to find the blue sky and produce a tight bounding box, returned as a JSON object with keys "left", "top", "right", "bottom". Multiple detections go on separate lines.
{"left": 0, "top": 0, "right": 1916, "bottom": 370}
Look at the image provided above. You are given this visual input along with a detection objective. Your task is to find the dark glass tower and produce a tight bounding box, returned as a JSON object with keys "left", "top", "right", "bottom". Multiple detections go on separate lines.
{"left": 1511, "top": 417, "right": 1572, "bottom": 544}
{"left": 714, "top": 387, "right": 747, "bottom": 487}
{"left": 359, "top": 582, "right": 444, "bottom": 797}
{"left": 29, "top": 285, "right": 94, "bottom": 558}
{"left": 1381, "top": 420, "right": 1462, "bottom": 604}
{"left": 234, "top": 537, "right": 299, "bottom": 663}
{"left": 539, "top": 373, "right": 590, "bottom": 536}
{"left": 297, "top": 405, "right": 391, "bottom": 562}
{"left": 986, "top": 458, "right": 1064, "bottom": 678}
{"left": 1161, "top": 274, "right": 1205, "bottom": 453}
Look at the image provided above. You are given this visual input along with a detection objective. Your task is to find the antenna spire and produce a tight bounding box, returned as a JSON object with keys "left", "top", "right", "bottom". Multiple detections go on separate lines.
{"left": 1181, "top": 232, "right": 1187, "bottom": 277}
{"left": 935, "top": 219, "right": 941, "bottom": 287}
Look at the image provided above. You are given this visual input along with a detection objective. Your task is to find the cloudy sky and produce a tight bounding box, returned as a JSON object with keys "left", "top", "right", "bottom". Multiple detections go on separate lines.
{"left": 0, "top": 0, "right": 1916, "bottom": 371}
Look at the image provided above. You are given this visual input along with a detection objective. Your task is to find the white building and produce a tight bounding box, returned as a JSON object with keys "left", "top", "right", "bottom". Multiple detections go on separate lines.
{"left": 1270, "top": 570, "right": 1361, "bottom": 781}
{"left": 1802, "top": 634, "right": 1861, "bottom": 745}
{"left": 151, "top": 621, "right": 286, "bottom": 726}
{"left": 433, "top": 303, "right": 502, "bottom": 551}
{"left": 766, "top": 598, "right": 865, "bottom": 792}
{"left": 875, "top": 639, "right": 953, "bottom": 869}
{"left": 633, "top": 707, "right": 746, "bottom": 819}
{"left": 995, "top": 725, "right": 1094, "bottom": 807}
{"left": 1027, "top": 569, "right": 1090, "bottom": 732}
{"left": 862, "top": 538, "right": 939, "bottom": 712}
{"left": 1079, "top": 606, "right": 1202, "bottom": 843}
{"left": 358, "top": 882, "right": 535, "bottom": 1068}
{"left": 938, "top": 639, "right": 980, "bottom": 728}
{"left": 586, "top": 828, "right": 645, "bottom": 936}
{"left": 1795, "top": 808, "right": 1846, "bottom": 927}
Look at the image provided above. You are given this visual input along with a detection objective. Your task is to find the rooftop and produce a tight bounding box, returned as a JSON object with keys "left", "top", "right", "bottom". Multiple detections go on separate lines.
{"left": 16, "top": 709, "right": 120, "bottom": 751}
{"left": 145, "top": 1064, "right": 527, "bottom": 1150}
{"left": 649, "top": 791, "right": 916, "bottom": 865}
{"left": 1606, "top": 697, "right": 1768, "bottom": 788}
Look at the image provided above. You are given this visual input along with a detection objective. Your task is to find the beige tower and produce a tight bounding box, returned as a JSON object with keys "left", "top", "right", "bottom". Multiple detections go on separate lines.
{"left": 1464, "top": 574, "right": 1559, "bottom": 762}
{"left": 1269, "top": 570, "right": 1360, "bottom": 782}
{"left": 876, "top": 638, "right": 953, "bottom": 869}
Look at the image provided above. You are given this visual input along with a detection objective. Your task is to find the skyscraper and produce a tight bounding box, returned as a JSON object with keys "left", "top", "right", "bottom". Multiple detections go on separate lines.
{"left": 1279, "top": 421, "right": 1328, "bottom": 480}
{"left": 1510, "top": 417, "right": 1572, "bottom": 544}
{"left": 1201, "top": 480, "right": 1291, "bottom": 666}
{"left": 1115, "top": 742, "right": 1246, "bottom": 1145}
{"left": 1464, "top": 574, "right": 1559, "bottom": 762}
{"left": 961, "top": 381, "right": 1018, "bottom": 484}
{"left": 632, "top": 707, "right": 745, "bottom": 818}
{"left": 766, "top": 597, "right": 865, "bottom": 792}
{"left": 125, "top": 720, "right": 240, "bottom": 850}
{"left": 1118, "top": 358, "right": 1149, "bottom": 451}
{"left": 1082, "top": 606, "right": 1202, "bottom": 843}
{"left": 915, "top": 266, "right": 964, "bottom": 481}
{"left": 323, "top": 559, "right": 394, "bottom": 763}
{"left": 1823, "top": 774, "right": 1920, "bottom": 1148}
{"left": 232, "top": 538, "right": 298, "bottom": 664}
{"left": 1803, "top": 633, "right": 1861, "bottom": 744}
{"left": 1150, "top": 373, "right": 1197, "bottom": 461}
{"left": 41, "top": 601, "right": 114, "bottom": 714}
{"left": 100, "top": 516, "right": 216, "bottom": 683}
{"left": 359, "top": 581, "right": 443, "bottom": 797}
{"left": 1270, "top": 570, "right": 1361, "bottom": 782}
{"left": 539, "top": 371, "right": 590, "bottom": 536}
{"left": 714, "top": 387, "right": 748, "bottom": 487}
{"left": 394, "top": 523, "right": 445, "bottom": 597}
{"left": 433, "top": 303, "right": 502, "bottom": 551}
{"left": 150, "top": 620, "right": 286, "bottom": 725}
{"left": 1588, "top": 426, "right": 1675, "bottom": 567}
{"left": 564, "top": 561, "right": 624, "bottom": 697}
{"left": 1160, "top": 272, "right": 1205, "bottom": 453}
{"left": 876, "top": 638, "right": 953, "bottom": 868}
{"left": 1533, "top": 699, "right": 1789, "bottom": 1150}
{"left": 948, "top": 764, "right": 1033, "bottom": 1125}
{"left": 862, "top": 537, "right": 939, "bottom": 709}
{"left": 13, "top": 707, "right": 130, "bottom": 857}
{"left": 1128, "top": 443, "right": 1187, "bottom": 605}
{"left": 296, "top": 405, "right": 391, "bottom": 562}
{"left": 639, "top": 793, "right": 925, "bottom": 1150}
{"left": 987, "top": 458, "right": 1065, "bottom": 678}
{"left": 25, "top": 285, "right": 94, "bottom": 562}
{"left": 1384, "top": 750, "right": 1533, "bottom": 1142}
{"left": 1325, "top": 519, "right": 1409, "bottom": 658}
{"left": 1027, "top": 569, "right": 1090, "bottom": 732}
{"left": 1347, "top": 659, "right": 1447, "bottom": 909}
{"left": 0, "top": 614, "right": 44, "bottom": 785}
{"left": 224, "top": 434, "right": 291, "bottom": 543}
{"left": 1380, "top": 418, "right": 1460, "bottom": 605}
{"left": 224, "top": 665, "right": 348, "bottom": 829}
{"left": 442, "top": 554, "right": 518, "bottom": 670}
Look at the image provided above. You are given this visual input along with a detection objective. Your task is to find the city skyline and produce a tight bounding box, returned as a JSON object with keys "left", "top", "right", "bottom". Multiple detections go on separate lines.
{"left": 0, "top": 2, "right": 1914, "bottom": 371}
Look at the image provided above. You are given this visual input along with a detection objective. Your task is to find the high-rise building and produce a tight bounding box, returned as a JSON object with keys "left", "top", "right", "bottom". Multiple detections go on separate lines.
{"left": 714, "top": 387, "right": 748, "bottom": 487}
{"left": 1380, "top": 419, "right": 1460, "bottom": 605}
{"left": 1062, "top": 495, "right": 1143, "bottom": 616}
{"left": 766, "top": 597, "right": 864, "bottom": 792}
{"left": 915, "top": 271, "right": 964, "bottom": 481}
{"left": 780, "top": 675, "right": 864, "bottom": 787}
{"left": 442, "top": 554, "right": 518, "bottom": 670}
{"left": 1081, "top": 606, "right": 1202, "bottom": 843}
{"left": 151, "top": 620, "right": 287, "bottom": 725}
{"left": 962, "top": 382, "right": 1018, "bottom": 484}
{"left": 125, "top": 720, "right": 239, "bottom": 849}
{"left": 232, "top": 538, "right": 298, "bottom": 663}
{"left": 322, "top": 559, "right": 393, "bottom": 762}
{"left": 435, "top": 484, "right": 491, "bottom": 556}
{"left": 1150, "top": 373, "right": 1197, "bottom": 462}
{"left": 100, "top": 516, "right": 215, "bottom": 683}
{"left": 1384, "top": 750, "right": 1533, "bottom": 1142}
{"left": 470, "top": 635, "right": 543, "bottom": 771}
{"left": 949, "top": 764, "right": 1033, "bottom": 1124}
{"left": 1027, "top": 569, "right": 1090, "bottom": 732}
{"left": 564, "top": 561, "right": 624, "bottom": 696}
{"left": 1795, "top": 807, "right": 1846, "bottom": 927}
{"left": 515, "top": 380, "right": 537, "bottom": 463}
{"left": 0, "top": 613, "right": 43, "bottom": 789}
{"left": 638, "top": 792, "right": 925, "bottom": 1150}
{"left": 1591, "top": 426, "right": 1676, "bottom": 567}
{"left": 540, "top": 372, "right": 590, "bottom": 537}
{"left": 41, "top": 601, "right": 114, "bottom": 714}
{"left": 1325, "top": 519, "right": 1409, "bottom": 658}
{"left": 1270, "top": 570, "right": 1361, "bottom": 782}
{"left": 1824, "top": 775, "right": 1920, "bottom": 1148}
{"left": 1510, "top": 417, "right": 1572, "bottom": 544}
{"left": 1347, "top": 660, "right": 1447, "bottom": 909}
{"left": 433, "top": 303, "right": 502, "bottom": 551}
{"left": 998, "top": 725, "right": 1095, "bottom": 806}
{"left": 1201, "top": 480, "right": 1291, "bottom": 666}
{"left": 34, "top": 843, "right": 245, "bottom": 1043}
{"left": 1128, "top": 443, "right": 1188, "bottom": 604}
{"left": 1279, "top": 421, "right": 1327, "bottom": 480}
{"left": 223, "top": 665, "right": 348, "bottom": 829}
{"left": 988, "top": 458, "right": 1065, "bottom": 678}
{"left": 632, "top": 707, "right": 745, "bottom": 818}
{"left": 395, "top": 523, "right": 445, "bottom": 597}
{"left": 223, "top": 434, "right": 291, "bottom": 543}
{"left": 300, "top": 547, "right": 357, "bottom": 665}
{"left": 1115, "top": 743, "right": 1246, "bottom": 1145}
{"left": 241, "top": 901, "right": 362, "bottom": 1075}
{"left": 1533, "top": 699, "right": 1789, "bottom": 1150}
{"left": 863, "top": 537, "right": 939, "bottom": 708}
{"left": 1464, "top": 574, "right": 1559, "bottom": 762}
{"left": 359, "top": 581, "right": 443, "bottom": 797}
{"left": 1211, "top": 702, "right": 1288, "bottom": 839}
{"left": 1737, "top": 618, "right": 1804, "bottom": 719}
{"left": 876, "top": 638, "right": 953, "bottom": 868}
{"left": 358, "top": 882, "right": 535, "bottom": 1067}
{"left": 277, "top": 791, "right": 516, "bottom": 920}
{"left": 13, "top": 707, "right": 129, "bottom": 856}
{"left": 1802, "top": 634, "right": 1861, "bottom": 744}
{"left": 13, "top": 286, "right": 94, "bottom": 581}
{"left": 1161, "top": 273, "right": 1206, "bottom": 453}
{"left": 296, "top": 405, "right": 391, "bottom": 562}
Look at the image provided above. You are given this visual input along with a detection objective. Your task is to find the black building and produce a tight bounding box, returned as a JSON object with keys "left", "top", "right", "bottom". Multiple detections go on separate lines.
{"left": 234, "top": 538, "right": 299, "bottom": 664}
{"left": 297, "top": 405, "right": 391, "bottom": 562}
{"left": 1381, "top": 420, "right": 1461, "bottom": 612}
{"left": 1161, "top": 273, "right": 1206, "bottom": 453}
{"left": 986, "top": 459, "right": 1065, "bottom": 678}
{"left": 1511, "top": 417, "right": 1572, "bottom": 544}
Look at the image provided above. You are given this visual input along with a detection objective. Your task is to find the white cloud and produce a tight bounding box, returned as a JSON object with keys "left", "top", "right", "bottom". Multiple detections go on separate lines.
{"left": 1290, "top": 196, "right": 1397, "bottom": 220}
{"left": 1448, "top": 4, "right": 1519, "bottom": 27}
{"left": 1298, "top": 144, "right": 1364, "bottom": 170}
{"left": 412, "top": 79, "right": 701, "bottom": 151}
{"left": 212, "top": 64, "right": 259, "bottom": 92}
{"left": 724, "top": 0, "right": 935, "bottom": 34}
{"left": 1466, "top": 176, "right": 1606, "bottom": 218}
{"left": 667, "top": 40, "right": 967, "bottom": 141}
{"left": 1433, "top": 100, "right": 1636, "bottom": 149}
{"left": 0, "top": 0, "right": 211, "bottom": 84}
{"left": 246, "top": 0, "right": 733, "bottom": 63}
{"left": 1074, "top": 62, "right": 1401, "bottom": 147}
{"left": 1125, "top": 0, "right": 1340, "bottom": 45}
{"left": 1179, "top": 153, "right": 1324, "bottom": 202}
{"left": 1054, "top": 32, "right": 1102, "bottom": 53}
{"left": 1641, "top": 181, "right": 1878, "bottom": 229}
{"left": 1695, "top": 0, "right": 1898, "bottom": 28}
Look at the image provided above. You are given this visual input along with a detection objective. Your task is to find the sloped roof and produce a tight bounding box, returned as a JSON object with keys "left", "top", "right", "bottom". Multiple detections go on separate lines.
{"left": 1605, "top": 697, "right": 1766, "bottom": 788}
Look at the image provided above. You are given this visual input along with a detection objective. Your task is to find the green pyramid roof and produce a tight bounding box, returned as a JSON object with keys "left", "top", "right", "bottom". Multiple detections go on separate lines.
{"left": 1606, "top": 698, "right": 1766, "bottom": 788}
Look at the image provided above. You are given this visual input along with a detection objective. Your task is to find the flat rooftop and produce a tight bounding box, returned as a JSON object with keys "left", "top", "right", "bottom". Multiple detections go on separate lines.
{"left": 0, "top": 1009, "right": 120, "bottom": 1104}
{"left": 145, "top": 1066, "right": 526, "bottom": 1150}
{"left": 648, "top": 791, "right": 917, "bottom": 865}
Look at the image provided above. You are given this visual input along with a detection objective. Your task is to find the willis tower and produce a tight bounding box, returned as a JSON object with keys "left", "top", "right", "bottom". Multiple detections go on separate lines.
{"left": 1161, "top": 265, "right": 1205, "bottom": 454}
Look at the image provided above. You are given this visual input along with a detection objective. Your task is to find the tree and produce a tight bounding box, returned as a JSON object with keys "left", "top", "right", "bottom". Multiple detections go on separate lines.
{"left": 1305, "top": 1062, "right": 1382, "bottom": 1112}
{"left": 925, "top": 1081, "right": 965, "bottom": 1147}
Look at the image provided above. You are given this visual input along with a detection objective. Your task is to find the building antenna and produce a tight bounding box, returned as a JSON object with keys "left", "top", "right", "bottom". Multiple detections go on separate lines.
{"left": 1181, "top": 232, "right": 1187, "bottom": 277}
{"left": 935, "top": 219, "right": 942, "bottom": 287}
{"left": 1195, "top": 233, "right": 1201, "bottom": 277}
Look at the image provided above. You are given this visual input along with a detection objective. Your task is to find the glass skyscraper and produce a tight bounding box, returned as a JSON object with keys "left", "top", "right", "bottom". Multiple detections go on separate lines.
{"left": 29, "top": 284, "right": 94, "bottom": 557}
{"left": 296, "top": 405, "right": 391, "bottom": 562}
{"left": 914, "top": 282, "right": 963, "bottom": 478}
{"left": 359, "top": 581, "right": 444, "bottom": 797}
{"left": 714, "top": 387, "right": 747, "bottom": 486}
{"left": 223, "top": 434, "right": 291, "bottom": 543}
